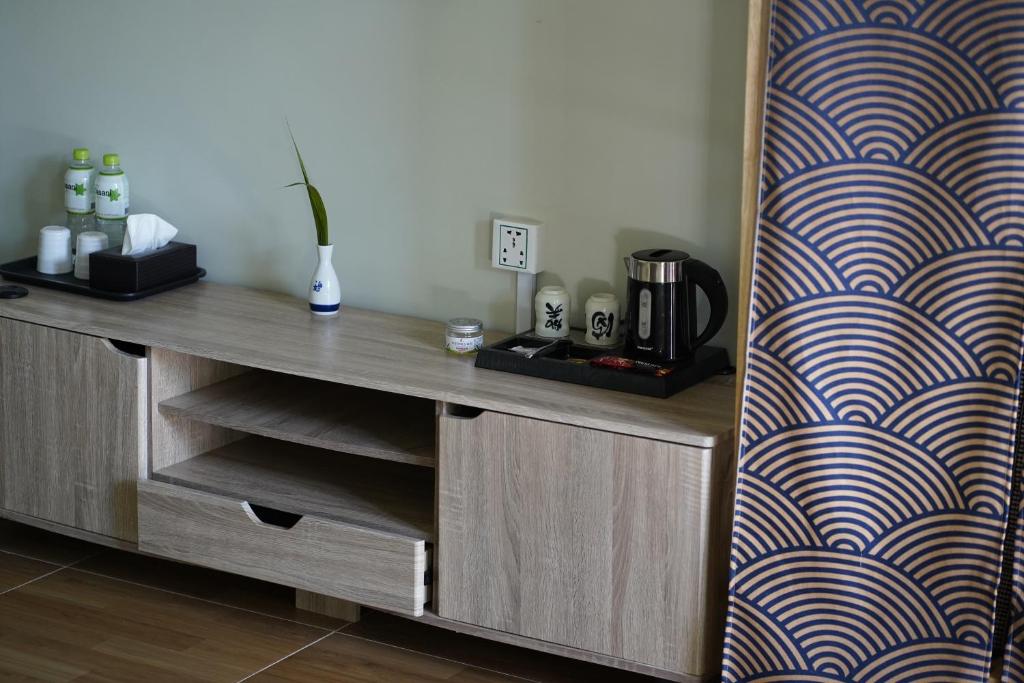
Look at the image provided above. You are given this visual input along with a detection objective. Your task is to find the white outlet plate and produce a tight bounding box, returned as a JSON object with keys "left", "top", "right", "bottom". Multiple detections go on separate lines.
{"left": 491, "top": 219, "right": 542, "bottom": 274}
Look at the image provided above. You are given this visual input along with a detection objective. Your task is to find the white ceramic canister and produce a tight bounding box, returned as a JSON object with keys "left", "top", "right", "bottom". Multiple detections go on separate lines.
{"left": 309, "top": 243, "right": 341, "bottom": 316}
{"left": 585, "top": 293, "right": 620, "bottom": 346}
{"left": 534, "top": 285, "right": 570, "bottom": 338}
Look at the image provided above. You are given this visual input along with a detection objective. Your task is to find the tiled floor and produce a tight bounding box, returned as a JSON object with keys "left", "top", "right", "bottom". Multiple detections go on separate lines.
{"left": 0, "top": 520, "right": 663, "bottom": 682}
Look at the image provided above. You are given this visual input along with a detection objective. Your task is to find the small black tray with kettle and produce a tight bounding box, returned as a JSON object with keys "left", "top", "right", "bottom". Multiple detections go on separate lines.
{"left": 474, "top": 334, "right": 730, "bottom": 398}
{"left": 476, "top": 248, "right": 733, "bottom": 398}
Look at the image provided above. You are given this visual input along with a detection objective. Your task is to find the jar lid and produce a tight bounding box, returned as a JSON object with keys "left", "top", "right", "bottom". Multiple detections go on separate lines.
{"left": 447, "top": 318, "right": 483, "bottom": 334}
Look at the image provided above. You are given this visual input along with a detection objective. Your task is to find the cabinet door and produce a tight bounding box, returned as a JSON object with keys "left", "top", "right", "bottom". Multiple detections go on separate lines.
{"left": 0, "top": 318, "right": 147, "bottom": 541}
{"left": 438, "top": 410, "right": 734, "bottom": 677}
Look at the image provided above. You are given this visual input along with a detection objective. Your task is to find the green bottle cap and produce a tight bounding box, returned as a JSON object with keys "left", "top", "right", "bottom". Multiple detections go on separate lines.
{"left": 72, "top": 148, "right": 90, "bottom": 161}
{"left": 103, "top": 153, "right": 120, "bottom": 166}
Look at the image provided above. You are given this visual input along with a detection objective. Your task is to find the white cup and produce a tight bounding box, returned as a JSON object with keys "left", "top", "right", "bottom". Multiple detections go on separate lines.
{"left": 74, "top": 231, "right": 109, "bottom": 281}
{"left": 585, "top": 293, "right": 620, "bottom": 346}
{"left": 37, "top": 226, "right": 73, "bottom": 275}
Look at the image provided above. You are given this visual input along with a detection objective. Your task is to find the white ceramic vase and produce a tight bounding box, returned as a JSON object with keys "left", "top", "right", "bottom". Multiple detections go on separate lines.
{"left": 534, "top": 285, "right": 570, "bottom": 338}
{"left": 309, "top": 243, "right": 341, "bottom": 317}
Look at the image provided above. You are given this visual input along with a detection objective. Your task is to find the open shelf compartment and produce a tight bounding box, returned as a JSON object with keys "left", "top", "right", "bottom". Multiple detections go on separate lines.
{"left": 142, "top": 349, "right": 436, "bottom": 616}
{"left": 158, "top": 370, "right": 437, "bottom": 468}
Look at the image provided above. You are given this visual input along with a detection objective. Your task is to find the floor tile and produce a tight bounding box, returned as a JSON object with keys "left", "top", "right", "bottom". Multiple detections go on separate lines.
{"left": 0, "top": 519, "right": 98, "bottom": 565}
{"left": 0, "top": 552, "right": 59, "bottom": 593}
{"left": 344, "top": 610, "right": 661, "bottom": 682}
{"left": 77, "top": 549, "right": 346, "bottom": 629}
{"left": 249, "top": 633, "right": 516, "bottom": 682}
{"left": 0, "top": 569, "right": 327, "bottom": 683}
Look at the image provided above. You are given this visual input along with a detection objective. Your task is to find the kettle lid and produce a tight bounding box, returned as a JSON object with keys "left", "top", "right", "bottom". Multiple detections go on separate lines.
{"left": 625, "top": 248, "right": 691, "bottom": 283}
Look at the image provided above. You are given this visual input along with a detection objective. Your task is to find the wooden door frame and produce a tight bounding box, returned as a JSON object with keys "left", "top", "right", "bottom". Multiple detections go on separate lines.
{"left": 735, "top": 0, "right": 773, "bottom": 420}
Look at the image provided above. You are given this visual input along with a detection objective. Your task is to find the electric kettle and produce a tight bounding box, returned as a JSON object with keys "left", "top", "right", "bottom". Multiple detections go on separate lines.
{"left": 623, "top": 249, "right": 728, "bottom": 362}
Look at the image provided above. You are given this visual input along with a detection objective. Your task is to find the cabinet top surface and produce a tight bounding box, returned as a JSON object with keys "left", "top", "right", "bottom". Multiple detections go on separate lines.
{"left": 0, "top": 282, "right": 735, "bottom": 447}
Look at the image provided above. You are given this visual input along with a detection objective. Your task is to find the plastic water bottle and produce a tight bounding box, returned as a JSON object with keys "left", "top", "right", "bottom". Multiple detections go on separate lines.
{"left": 95, "top": 153, "right": 129, "bottom": 247}
{"left": 64, "top": 147, "right": 96, "bottom": 245}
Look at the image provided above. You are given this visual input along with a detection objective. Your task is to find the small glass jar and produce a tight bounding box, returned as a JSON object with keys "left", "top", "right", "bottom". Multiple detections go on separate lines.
{"left": 445, "top": 318, "right": 484, "bottom": 355}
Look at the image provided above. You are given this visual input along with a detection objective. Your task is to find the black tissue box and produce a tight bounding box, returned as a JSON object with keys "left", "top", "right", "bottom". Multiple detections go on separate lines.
{"left": 89, "top": 242, "right": 198, "bottom": 293}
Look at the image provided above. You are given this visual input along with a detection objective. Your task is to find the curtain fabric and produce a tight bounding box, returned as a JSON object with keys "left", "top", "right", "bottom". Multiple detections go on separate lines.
{"left": 724, "top": 1, "right": 1024, "bottom": 681}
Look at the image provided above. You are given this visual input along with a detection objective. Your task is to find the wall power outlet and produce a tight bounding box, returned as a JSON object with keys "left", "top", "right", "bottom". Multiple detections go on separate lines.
{"left": 491, "top": 219, "right": 542, "bottom": 274}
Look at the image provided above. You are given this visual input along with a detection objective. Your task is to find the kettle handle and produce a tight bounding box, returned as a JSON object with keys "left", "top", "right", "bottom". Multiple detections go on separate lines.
{"left": 689, "top": 259, "right": 729, "bottom": 348}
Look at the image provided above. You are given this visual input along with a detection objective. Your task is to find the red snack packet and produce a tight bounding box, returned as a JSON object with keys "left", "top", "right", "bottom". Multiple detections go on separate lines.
{"left": 590, "top": 356, "right": 675, "bottom": 377}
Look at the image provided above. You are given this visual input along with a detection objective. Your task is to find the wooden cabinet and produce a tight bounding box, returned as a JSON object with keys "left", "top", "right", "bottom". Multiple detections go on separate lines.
{"left": 0, "top": 284, "right": 736, "bottom": 681}
{"left": 0, "top": 318, "right": 147, "bottom": 541}
{"left": 438, "top": 410, "right": 734, "bottom": 677}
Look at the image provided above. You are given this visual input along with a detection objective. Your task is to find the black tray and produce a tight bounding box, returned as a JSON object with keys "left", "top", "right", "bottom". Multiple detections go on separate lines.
{"left": 0, "top": 256, "right": 206, "bottom": 301}
{"left": 475, "top": 335, "right": 732, "bottom": 398}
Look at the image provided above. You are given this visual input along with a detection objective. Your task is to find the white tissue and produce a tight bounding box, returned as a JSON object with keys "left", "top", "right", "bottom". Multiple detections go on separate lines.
{"left": 122, "top": 214, "right": 178, "bottom": 256}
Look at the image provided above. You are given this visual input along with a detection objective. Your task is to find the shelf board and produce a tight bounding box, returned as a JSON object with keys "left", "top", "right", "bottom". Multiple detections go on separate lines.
{"left": 159, "top": 371, "right": 436, "bottom": 468}
{"left": 150, "top": 436, "right": 435, "bottom": 540}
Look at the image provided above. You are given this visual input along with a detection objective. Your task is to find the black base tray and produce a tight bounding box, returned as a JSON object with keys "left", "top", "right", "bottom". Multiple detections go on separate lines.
{"left": 0, "top": 257, "right": 206, "bottom": 301}
{"left": 475, "top": 335, "right": 731, "bottom": 398}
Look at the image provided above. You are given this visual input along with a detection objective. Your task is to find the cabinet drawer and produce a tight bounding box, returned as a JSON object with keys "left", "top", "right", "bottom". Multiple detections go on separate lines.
{"left": 138, "top": 480, "right": 430, "bottom": 616}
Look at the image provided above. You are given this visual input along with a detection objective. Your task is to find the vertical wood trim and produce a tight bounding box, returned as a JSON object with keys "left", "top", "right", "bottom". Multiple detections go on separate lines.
{"left": 699, "top": 430, "right": 738, "bottom": 674}
{"left": 735, "top": 0, "right": 773, "bottom": 421}
{"left": 433, "top": 401, "right": 444, "bottom": 615}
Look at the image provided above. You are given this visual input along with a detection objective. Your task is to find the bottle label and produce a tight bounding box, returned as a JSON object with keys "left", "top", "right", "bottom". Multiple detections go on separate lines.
{"left": 64, "top": 167, "right": 94, "bottom": 214}
{"left": 95, "top": 172, "right": 128, "bottom": 219}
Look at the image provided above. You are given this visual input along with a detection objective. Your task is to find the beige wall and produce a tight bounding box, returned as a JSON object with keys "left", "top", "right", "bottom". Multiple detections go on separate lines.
{"left": 0, "top": 0, "right": 747, "bottom": 354}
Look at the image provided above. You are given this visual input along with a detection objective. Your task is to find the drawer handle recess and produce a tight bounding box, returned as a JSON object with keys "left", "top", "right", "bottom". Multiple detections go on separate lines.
{"left": 101, "top": 338, "right": 147, "bottom": 359}
{"left": 441, "top": 404, "right": 485, "bottom": 420}
{"left": 243, "top": 502, "right": 303, "bottom": 530}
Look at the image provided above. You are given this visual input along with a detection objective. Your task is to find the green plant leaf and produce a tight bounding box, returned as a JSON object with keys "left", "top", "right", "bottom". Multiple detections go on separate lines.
{"left": 285, "top": 121, "right": 330, "bottom": 246}
{"left": 287, "top": 120, "right": 310, "bottom": 187}
{"left": 307, "top": 182, "right": 329, "bottom": 247}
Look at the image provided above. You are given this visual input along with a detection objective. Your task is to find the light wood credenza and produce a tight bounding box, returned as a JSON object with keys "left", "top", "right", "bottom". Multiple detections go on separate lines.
{"left": 0, "top": 282, "right": 735, "bottom": 681}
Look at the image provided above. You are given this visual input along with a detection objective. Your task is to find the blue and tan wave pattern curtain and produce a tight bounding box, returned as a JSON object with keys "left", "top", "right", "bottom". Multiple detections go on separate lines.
{"left": 724, "top": 1, "right": 1024, "bottom": 681}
